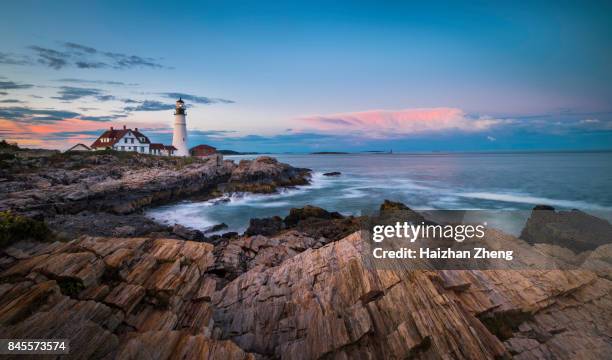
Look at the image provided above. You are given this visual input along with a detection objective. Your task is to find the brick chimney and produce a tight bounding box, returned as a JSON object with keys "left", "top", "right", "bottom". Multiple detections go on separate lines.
{"left": 135, "top": 127, "right": 138, "bottom": 131}
{"left": 123, "top": 125, "right": 126, "bottom": 130}
{"left": 110, "top": 126, "right": 114, "bottom": 130}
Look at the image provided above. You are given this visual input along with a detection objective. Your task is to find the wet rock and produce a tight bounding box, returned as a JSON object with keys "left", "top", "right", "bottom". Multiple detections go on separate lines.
{"left": 293, "top": 216, "right": 361, "bottom": 241}
{"left": 113, "top": 225, "right": 137, "bottom": 237}
{"left": 323, "top": 171, "right": 341, "bottom": 176}
{"left": 284, "top": 205, "right": 343, "bottom": 227}
{"left": 520, "top": 205, "right": 612, "bottom": 252}
{"left": 379, "top": 199, "right": 428, "bottom": 224}
{"left": 206, "top": 223, "right": 228, "bottom": 233}
{"left": 245, "top": 216, "right": 283, "bottom": 236}
{"left": 282, "top": 205, "right": 361, "bottom": 241}
{"left": 172, "top": 224, "right": 205, "bottom": 241}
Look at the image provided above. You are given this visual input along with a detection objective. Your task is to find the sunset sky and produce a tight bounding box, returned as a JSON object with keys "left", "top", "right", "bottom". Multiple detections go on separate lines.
{"left": 1, "top": 0, "right": 611, "bottom": 152}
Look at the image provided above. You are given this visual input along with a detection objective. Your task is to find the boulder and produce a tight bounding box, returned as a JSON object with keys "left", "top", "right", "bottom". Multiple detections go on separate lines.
{"left": 226, "top": 156, "right": 311, "bottom": 193}
{"left": 520, "top": 205, "right": 612, "bottom": 252}
{"left": 293, "top": 216, "right": 361, "bottom": 241}
{"left": 323, "top": 171, "right": 341, "bottom": 176}
{"left": 284, "top": 205, "right": 344, "bottom": 227}
{"left": 205, "top": 223, "right": 228, "bottom": 233}
{"left": 379, "top": 199, "right": 428, "bottom": 224}
{"left": 245, "top": 216, "right": 283, "bottom": 236}
{"left": 172, "top": 224, "right": 205, "bottom": 241}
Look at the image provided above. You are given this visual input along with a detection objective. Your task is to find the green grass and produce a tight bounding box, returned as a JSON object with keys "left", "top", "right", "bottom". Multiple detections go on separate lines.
{"left": 0, "top": 211, "right": 53, "bottom": 248}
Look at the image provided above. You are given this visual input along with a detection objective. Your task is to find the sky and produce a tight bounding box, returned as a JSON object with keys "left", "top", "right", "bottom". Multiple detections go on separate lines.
{"left": 1, "top": 0, "right": 611, "bottom": 152}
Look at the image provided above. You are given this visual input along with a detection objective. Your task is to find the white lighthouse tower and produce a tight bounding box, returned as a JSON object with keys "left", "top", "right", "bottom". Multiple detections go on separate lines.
{"left": 172, "top": 98, "right": 188, "bottom": 156}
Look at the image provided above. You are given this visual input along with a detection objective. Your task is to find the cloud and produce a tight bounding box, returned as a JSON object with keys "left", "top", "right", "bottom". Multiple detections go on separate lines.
{"left": 51, "top": 86, "right": 103, "bottom": 101}
{"left": 56, "top": 78, "right": 138, "bottom": 86}
{"left": 95, "top": 95, "right": 116, "bottom": 101}
{"left": 20, "top": 42, "right": 168, "bottom": 70}
{"left": 0, "top": 99, "right": 25, "bottom": 103}
{"left": 160, "top": 92, "right": 235, "bottom": 105}
{"left": 78, "top": 114, "right": 127, "bottom": 121}
{"left": 76, "top": 61, "right": 108, "bottom": 69}
{"left": 0, "top": 118, "right": 167, "bottom": 150}
{"left": 48, "top": 86, "right": 119, "bottom": 102}
{"left": 487, "top": 136, "right": 496, "bottom": 141}
{"left": 0, "top": 80, "right": 34, "bottom": 90}
{"left": 298, "top": 108, "right": 507, "bottom": 138}
{"left": 0, "top": 106, "right": 80, "bottom": 123}
{"left": 124, "top": 100, "right": 174, "bottom": 112}
{"left": 188, "top": 129, "right": 237, "bottom": 137}
{"left": 28, "top": 45, "right": 70, "bottom": 69}
{"left": 63, "top": 42, "right": 97, "bottom": 54}
{"left": 103, "top": 51, "right": 166, "bottom": 69}
{"left": 0, "top": 52, "right": 32, "bottom": 66}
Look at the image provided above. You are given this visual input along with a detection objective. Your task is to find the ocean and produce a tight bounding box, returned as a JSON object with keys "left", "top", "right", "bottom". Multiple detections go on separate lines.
{"left": 146, "top": 152, "right": 612, "bottom": 233}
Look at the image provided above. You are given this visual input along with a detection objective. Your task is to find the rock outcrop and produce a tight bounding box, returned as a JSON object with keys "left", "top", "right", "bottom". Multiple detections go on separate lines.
{"left": 245, "top": 216, "right": 283, "bottom": 236}
{"left": 1, "top": 156, "right": 611, "bottom": 360}
{"left": 0, "top": 150, "right": 311, "bottom": 238}
{"left": 0, "top": 224, "right": 611, "bottom": 359}
{"left": 0, "top": 235, "right": 255, "bottom": 358}
{"left": 284, "top": 205, "right": 362, "bottom": 241}
{"left": 212, "top": 231, "right": 612, "bottom": 359}
{"left": 225, "top": 156, "right": 311, "bottom": 193}
{"left": 0, "top": 154, "right": 233, "bottom": 218}
{"left": 520, "top": 205, "right": 612, "bottom": 252}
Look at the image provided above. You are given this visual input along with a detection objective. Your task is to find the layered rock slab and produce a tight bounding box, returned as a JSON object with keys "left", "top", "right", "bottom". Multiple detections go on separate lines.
{"left": 0, "top": 236, "right": 251, "bottom": 359}
{"left": 212, "top": 231, "right": 612, "bottom": 359}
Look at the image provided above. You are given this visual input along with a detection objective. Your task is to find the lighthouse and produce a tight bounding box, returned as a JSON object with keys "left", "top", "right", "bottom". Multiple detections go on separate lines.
{"left": 172, "top": 98, "right": 188, "bottom": 156}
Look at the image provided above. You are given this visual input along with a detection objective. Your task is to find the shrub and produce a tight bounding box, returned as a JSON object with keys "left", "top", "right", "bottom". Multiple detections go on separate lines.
{"left": 0, "top": 211, "right": 53, "bottom": 248}
{"left": 0, "top": 140, "right": 20, "bottom": 151}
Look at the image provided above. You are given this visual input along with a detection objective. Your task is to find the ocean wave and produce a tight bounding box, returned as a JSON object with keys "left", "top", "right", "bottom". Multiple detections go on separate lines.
{"left": 146, "top": 202, "right": 218, "bottom": 230}
{"left": 457, "top": 191, "right": 611, "bottom": 210}
{"left": 340, "top": 187, "right": 368, "bottom": 199}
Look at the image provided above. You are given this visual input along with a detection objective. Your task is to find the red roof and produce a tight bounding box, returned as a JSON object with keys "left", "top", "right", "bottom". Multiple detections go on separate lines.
{"left": 66, "top": 143, "right": 91, "bottom": 151}
{"left": 90, "top": 127, "right": 151, "bottom": 149}
{"left": 150, "top": 143, "right": 165, "bottom": 150}
{"left": 190, "top": 144, "right": 217, "bottom": 156}
{"left": 165, "top": 145, "right": 177, "bottom": 151}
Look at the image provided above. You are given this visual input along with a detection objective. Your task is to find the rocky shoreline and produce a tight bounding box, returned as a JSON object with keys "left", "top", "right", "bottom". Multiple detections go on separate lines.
{"left": 0, "top": 147, "right": 311, "bottom": 240}
{"left": 1, "top": 146, "right": 611, "bottom": 359}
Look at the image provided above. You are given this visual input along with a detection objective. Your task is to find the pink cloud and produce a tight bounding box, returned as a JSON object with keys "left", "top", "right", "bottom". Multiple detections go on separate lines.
{"left": 0, "top": 117, "right": 167, "bottom": 149}
{"left": 297, "top": 108, "right": 504, "bottom": 138}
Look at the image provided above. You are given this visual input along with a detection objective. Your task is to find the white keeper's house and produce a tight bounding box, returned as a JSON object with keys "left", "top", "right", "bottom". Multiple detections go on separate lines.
{"left": 90, "top": 125, "right": 176, "bottom": 156}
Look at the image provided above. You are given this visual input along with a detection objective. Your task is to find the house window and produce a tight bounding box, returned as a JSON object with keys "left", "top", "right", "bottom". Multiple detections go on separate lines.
{"left": 140, "top": 146, "right": 144, "bottom": 152}
{"left": 131, "top": 138, "right": 134, "bottom": 144}
{"left": 124, "top": 138, "right": 128, "bottom": 143}
{"left": 120, "top": 146, "right": 125, "bottom": 150}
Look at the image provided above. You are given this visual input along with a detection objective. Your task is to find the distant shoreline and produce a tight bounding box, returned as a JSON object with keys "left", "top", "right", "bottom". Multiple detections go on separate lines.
{"left": 221, "top": 149, "right": 612, "bottom": 156}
